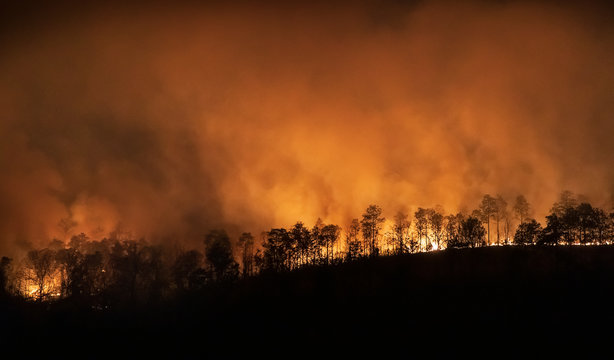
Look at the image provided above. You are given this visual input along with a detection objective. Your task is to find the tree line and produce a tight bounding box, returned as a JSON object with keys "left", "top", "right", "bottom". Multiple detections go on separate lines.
{"left": 0, "top": 190, "right": 613, "bottom": 304}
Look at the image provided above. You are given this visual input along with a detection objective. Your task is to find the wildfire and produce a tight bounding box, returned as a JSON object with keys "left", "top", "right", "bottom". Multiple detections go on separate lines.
{"left": 22, "top": 273, "right": 63, "bottom": 300}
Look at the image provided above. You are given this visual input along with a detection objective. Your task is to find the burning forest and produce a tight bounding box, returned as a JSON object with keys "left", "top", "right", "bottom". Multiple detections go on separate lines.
{"left": 2, "top": 0, "right": 614, "bottom": 355}
{"left": 1, "top": 190, "right": 613, "bottom": 304}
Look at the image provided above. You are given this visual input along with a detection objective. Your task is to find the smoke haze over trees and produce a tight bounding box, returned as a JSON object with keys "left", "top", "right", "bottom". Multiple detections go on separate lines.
{"left": 0, "top": 191, "right": 613, "bottom": 304}
{"left": 2, "top": 0, "right": 614, "bottom": 259}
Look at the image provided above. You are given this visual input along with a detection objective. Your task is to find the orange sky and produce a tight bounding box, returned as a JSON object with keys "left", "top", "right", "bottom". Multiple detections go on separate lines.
{"left": 1, "top": 0, "right": 614, "bottom": 255}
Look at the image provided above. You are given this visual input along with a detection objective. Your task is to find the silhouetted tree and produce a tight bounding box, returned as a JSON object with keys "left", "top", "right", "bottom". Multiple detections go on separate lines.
{"left": 204, "top": 230, "right": 239, "bottom": 281}
{"left": 408, "top": 232, "right": 419, "bottom": 253}
{"left": 345, "top": 219, "right": 361, "bottom": 260}
{"left": 594, "top": 208, "right": 609, "bottom": 244}
{"left": 311, "top": 219, "right": 325, "bottom": 264}
{"left": 172, "top": 250, "right": 203, "bottom": 291}
{"left": 459, "top": 216, "right": 485, "bottom": 248}
{"left": 494, "top": 195, "right": 507, "bottom": 245}
{"left": 69, "top": 233, "right": 89, "bottom": 253}
{"left": 560, "top": 205, "right": 580, "bottom": 244}
{"left": 383, "top": 230, "right": 396, "bottom": 255}
{"left": 503, "top": 209, "right": 513, "bottom": 244}
{"left": 253, "top": 249, "right": 264, "bottom": 274}
{"left": 82, "top": 251, "right": 105, "bottom": 298}
{"left": 539, "top": 214, "right": 563, "bottom": 245}
{"left": 576, "top": 203, "right": 596, "bottom": 244}
{"left": 263, "top": 228, "right": 292, "bottom": 272}
{"left": 0, "top": 257, "right": 12, "bottom": 296}
{"left": 548, "top": 192, "right": 600, "bottom": 245}
{"left": 513, "top": 195, "right": 530, "bottom": 225}
{"left": 109, "top": 240, "right": 141, "bottom": 303}
{"left": 393, "top": 212, "right": 410, "bottom": 254}
{"left": 361, "top": 205, "right": 385, "bottom": 256}
{"left": 480, "top": 195, "right": 497, "bottom": 245}
{"left": 290, "top": 223, "right": 311, "bottom": 266}
{"left": 429, "top": 210, "right": 444, "bottom": 250}
{"left": 321, "top": 224, "right": 341, "bottom": 264}
{"left": 551, "top": 191, "right": 577, "bottom": 217}
{"left": 57, "top": 242, "right": 106, "bottom": 300}
{"left": 139, "top": 245, "right": 168, "bottom": 302}
{"left": 283, "top": 227, "right": 299, "bottom": 269}
{"left": 23, "top": 248, "right": 58, "bottom": 302}
{"left": 414, "top": 208, "right": 429, "bottom": 251}
{"left": 55, "top": 248, "right": 85, "bottom": 298}
{"left": 608, "top": 212, "right": 614, "bottom": 243}
{"left": 444, "top": 213, "right": 462, "bottom": 247}
{"left": 238, "top": 233, "right": 255, "bottom": 277}
{"left": 514, "top": 219, "right": 542, "bottom": 245}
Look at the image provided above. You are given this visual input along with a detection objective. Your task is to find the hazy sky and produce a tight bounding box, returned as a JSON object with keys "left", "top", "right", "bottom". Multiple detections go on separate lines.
{"left": 2, "top": 0, "right": 614, "bottom": 255}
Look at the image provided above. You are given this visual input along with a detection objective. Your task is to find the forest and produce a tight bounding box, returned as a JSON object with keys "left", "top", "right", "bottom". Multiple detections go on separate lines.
{"left": 1, "top": 190, "right": 613, "bottom": 355}
{"left": 0, "top": 190, "right": 612, "bottom": 305}
{"left": 4, "top": 1, "right": 614, "bottom": 355}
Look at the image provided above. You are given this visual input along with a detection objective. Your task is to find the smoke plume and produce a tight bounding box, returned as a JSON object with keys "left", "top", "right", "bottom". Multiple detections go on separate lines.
{"left": 1, "top": 0, "right": 614, "bottom": 255}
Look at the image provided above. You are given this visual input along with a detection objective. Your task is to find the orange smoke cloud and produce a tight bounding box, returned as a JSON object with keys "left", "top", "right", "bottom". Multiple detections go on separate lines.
{"left": 1, "top": 0, "right": 614, "bottom": 255}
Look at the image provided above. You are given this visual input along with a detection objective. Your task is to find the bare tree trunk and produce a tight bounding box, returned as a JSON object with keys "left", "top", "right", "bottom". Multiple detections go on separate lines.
{"left": 487, "top": 219, "right": 490, "bottom": 246}
{"left": 496, "top": 218, "right": 500, "bottom": 245}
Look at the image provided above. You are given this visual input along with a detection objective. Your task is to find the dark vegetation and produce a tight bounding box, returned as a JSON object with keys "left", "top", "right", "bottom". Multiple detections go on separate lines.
{"left": 1, "top": 190, "right": 614, "bottom": 355}
{"left": 2, "top": 246, "right": 614, "bottom": 356}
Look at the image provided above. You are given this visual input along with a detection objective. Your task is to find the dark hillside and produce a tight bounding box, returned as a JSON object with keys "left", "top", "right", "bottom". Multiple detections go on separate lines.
{"left": 3, "top": 246, "right": 614, "bottom": 356}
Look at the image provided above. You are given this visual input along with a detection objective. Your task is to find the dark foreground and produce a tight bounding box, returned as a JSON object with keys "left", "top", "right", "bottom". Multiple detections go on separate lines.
{"left": 3, "top": 245, "right": 614, "bottom": 357}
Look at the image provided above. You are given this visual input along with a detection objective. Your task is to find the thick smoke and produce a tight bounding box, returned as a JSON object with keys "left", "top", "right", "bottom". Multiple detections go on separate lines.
{"left": 1, "top": 0, "right": 614, "bottom": 255}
